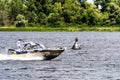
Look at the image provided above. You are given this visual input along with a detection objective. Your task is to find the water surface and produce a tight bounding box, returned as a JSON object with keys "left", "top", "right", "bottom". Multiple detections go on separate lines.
{"left": 0, "top": 32, "right": 120, "bottom": 80}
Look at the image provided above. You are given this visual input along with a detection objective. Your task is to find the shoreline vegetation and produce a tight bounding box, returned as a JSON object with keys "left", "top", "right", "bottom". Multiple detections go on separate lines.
{"left": 0, "top": 25, "right": 120, "bottom": 32}
{"left": 1, "top": 0, "right": 120, "bottom": 31}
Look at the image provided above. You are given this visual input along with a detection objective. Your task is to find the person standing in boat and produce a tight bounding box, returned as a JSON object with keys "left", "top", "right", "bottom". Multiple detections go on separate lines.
{"left": 16, "top": 39, "right": 25, "bottom": 51}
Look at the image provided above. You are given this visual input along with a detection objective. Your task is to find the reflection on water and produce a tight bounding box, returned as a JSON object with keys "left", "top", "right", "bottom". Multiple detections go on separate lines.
{"left": 0, "top": 32, "right": 120, "bottom": 80}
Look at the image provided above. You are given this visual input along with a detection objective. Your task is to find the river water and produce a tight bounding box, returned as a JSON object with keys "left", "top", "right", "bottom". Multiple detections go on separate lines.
{"left": 0, "top": 32, "right": 120, "bottom": 80}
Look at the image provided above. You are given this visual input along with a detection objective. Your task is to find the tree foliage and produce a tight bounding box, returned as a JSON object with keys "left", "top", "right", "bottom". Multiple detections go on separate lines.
{"left": 1, "top": 0, "right": 120, "bottom": 27}
{"left": 15, "top": 14, "right": 28, "bottom": 27}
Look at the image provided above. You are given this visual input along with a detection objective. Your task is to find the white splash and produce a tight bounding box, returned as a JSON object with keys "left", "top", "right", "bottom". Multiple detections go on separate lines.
{"left": 0, "top": 53, "right": 44, "bottom": 61}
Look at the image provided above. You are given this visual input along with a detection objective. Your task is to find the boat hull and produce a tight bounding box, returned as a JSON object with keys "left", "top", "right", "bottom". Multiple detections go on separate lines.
{"left": 8, "top": 49, "right": 64, "bottom": 60}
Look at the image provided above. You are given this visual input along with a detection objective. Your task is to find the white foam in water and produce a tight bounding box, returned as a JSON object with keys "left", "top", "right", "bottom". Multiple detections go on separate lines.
{"left": 0, "top": 53, "right": 44, "bottom": 60}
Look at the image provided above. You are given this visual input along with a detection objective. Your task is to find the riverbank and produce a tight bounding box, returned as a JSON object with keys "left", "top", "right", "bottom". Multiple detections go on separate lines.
{"left": 0, "top": 26, "right": 120, "bottom": 32}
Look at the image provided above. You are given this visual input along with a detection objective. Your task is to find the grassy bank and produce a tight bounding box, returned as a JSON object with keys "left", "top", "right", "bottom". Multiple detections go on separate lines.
{"left": 0, "top": 26, "right": 120, "bottom": 32}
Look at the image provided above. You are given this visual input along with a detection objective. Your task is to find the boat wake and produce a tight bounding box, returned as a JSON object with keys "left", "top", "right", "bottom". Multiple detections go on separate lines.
{"left": 0, "top": 53, "right": 44, "bottom": 61}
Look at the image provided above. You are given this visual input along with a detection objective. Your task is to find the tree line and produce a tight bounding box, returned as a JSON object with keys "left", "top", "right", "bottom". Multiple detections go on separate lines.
{"left": 0, "top": 0, "right": 120, "bottom": 27}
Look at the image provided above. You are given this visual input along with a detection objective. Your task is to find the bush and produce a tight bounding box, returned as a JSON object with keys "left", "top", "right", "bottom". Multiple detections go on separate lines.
{"left": 15, "top": 14, "right": 28, "bottom": 27}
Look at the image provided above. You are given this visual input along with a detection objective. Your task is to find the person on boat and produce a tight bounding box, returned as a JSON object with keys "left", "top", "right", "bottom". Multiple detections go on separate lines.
{"left": 16, "top": 39, "right": 25, "bottom": 51}
{"left": 72, "top": 37, "right": 81, "bottom": 50}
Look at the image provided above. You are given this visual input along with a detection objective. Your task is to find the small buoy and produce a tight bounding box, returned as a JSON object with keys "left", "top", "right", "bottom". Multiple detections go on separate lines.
{"left": 72, "top": 37, "right": 81, "bottom": 50}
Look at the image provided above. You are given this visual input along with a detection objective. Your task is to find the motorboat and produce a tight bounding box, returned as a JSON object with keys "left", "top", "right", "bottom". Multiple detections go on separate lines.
{"left": 8, "top": 40, "right": 64, "bottom": 60}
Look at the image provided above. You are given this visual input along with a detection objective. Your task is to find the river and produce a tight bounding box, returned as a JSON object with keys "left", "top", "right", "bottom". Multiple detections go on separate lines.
{"left": 0, "top": 32, "right": 120, "bottom": 80}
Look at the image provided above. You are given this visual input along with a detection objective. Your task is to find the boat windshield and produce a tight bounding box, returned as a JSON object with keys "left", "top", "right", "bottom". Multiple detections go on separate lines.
{"left": 16, "top": 40, "right": 45, "bottom": 52}
{"left": 23, "top": 42, "right": 45, "bottom": 51}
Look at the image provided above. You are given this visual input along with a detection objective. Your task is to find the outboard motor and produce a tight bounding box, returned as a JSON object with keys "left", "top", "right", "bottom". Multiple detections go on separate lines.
{"left": 72, "top": 37, "right": 81, "bottom": 50}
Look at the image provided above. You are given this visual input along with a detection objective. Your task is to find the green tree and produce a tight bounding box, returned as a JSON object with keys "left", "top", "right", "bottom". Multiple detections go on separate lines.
{"left": 9, "top": 0, "right": 25, "bottom": 23}
{"left": 81, "top": 2, "right": 103, "bottom": 25}
{"left": 0, "top": 0, "right": 5, "bottom": 10}
{"left": 0, "top": 0, "right": 9, "bottom": 26}
{"left": 25, "top": 0, "right": 53, "bottom": 24}
{"left": 15, "top": 14, "right": 28, "bottom": 27}
{"left": 47, "top": 2, "right": 64, "bottom": 26}
{"left": 62, "top": 0, "right": 82, "bottom": 24}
